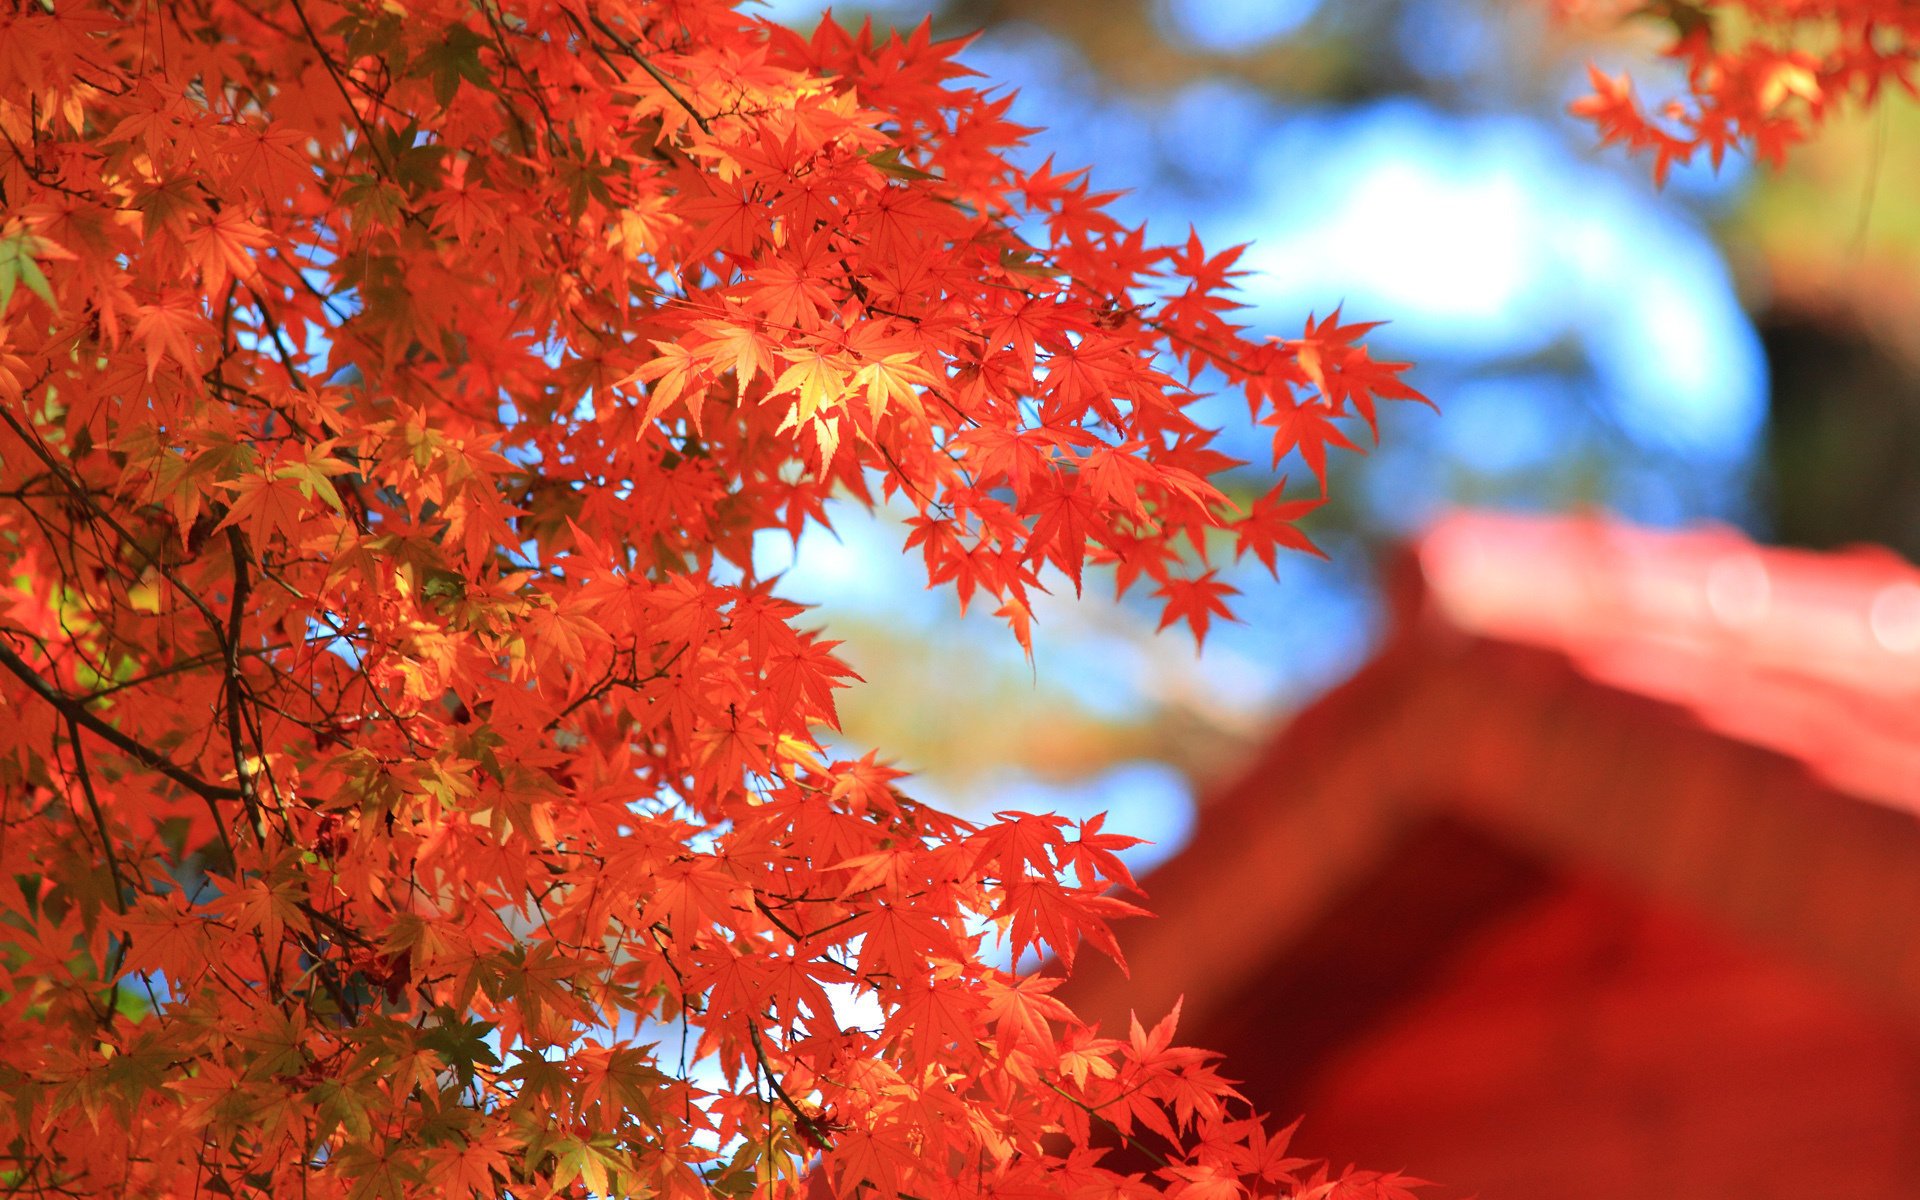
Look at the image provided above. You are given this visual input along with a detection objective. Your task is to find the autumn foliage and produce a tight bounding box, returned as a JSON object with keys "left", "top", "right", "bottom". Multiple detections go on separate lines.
{"left": 1564, "top": 0, "right": 1920, "bottom": 182}
{"left": 0, "top": 1, "right": 1435, "bottom": 1197}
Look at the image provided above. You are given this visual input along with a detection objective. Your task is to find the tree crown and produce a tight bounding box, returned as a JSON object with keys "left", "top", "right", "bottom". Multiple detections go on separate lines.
{"left": 0, "top": 2, "right": 1422, "bottom": 1198}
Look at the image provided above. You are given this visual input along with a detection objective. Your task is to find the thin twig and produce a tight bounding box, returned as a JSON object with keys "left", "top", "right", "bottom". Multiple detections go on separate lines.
{"left": 0, "top": 640, "right": 245, "bottom": 805}
{"left": 66, "top": 718, "right": 133, "bottom": 1028}
{"left": 0, "top": 403, "right": 228, "bottom": 638}
{"left": 224, "top": 527, "right": 266, "bottom": 841}
{"left": 567, "top": 8, "right": 712, "bottom": 135}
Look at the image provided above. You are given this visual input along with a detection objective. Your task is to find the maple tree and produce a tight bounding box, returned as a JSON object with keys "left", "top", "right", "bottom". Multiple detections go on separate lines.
{"left": 1563, "top": 0, "right": 1920, "bottom": 182}
{"left": 0, "top": 1, "right": 1431, "bottom": 1198}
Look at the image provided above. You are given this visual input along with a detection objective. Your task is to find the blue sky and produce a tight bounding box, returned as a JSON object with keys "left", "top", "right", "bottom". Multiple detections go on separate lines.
{"left": 747, "top": 0, "right": 1772, "bottom": 870}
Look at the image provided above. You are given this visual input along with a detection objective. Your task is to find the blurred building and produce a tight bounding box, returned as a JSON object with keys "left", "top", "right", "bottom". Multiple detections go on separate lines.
{"left": 1063, "top": 510, "right": 1920, "bottom": 1199}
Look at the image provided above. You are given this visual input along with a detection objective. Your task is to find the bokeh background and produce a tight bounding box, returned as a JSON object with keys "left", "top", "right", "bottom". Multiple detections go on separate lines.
{"left": 752, "top": 0, "right": 1918, "bottom": 864}
{"left": 740, "top": 2, "right": 1920, "bottom": 1194}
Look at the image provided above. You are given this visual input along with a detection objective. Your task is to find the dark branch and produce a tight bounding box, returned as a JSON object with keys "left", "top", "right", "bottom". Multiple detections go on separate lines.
{"left": 566, "top": 8, "right": 713, "bottom": 135}
{"left": 0, "top": 640, "right": 245, "bottom": 804}
{"left": 224, "top": 527, "right": 267, "bottom": 840}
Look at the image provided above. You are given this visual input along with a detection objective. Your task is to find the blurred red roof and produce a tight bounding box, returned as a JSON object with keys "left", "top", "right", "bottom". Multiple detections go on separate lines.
{"left": 1061, "top": 510, "right": 1920, "bottom": 1200}
{"left": 1418, "top": 511, "right": 1920, "bottom": 810}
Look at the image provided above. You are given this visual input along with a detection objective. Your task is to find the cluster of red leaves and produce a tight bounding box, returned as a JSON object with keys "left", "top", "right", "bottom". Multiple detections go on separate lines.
{"left": 0, "top": 2, "right": 1425, "bottom": 1198}
{"left": 1562, "top": 0, "right": 1920, "bottom": 182}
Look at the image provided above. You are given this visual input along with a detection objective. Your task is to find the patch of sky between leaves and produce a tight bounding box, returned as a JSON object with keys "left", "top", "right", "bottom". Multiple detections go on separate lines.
{"left": 307, "top": 614, "right": 362, "bottom": 667}
{"left": 1155, "top": 0, "right": 1323, "bottom": 52}
{"left": 749, "top": 0, "right": 933, "bottom": 27}
{"left": 952, "top": 24, "right": 1767, "bottom": 469}
{"left": 953, "top": 759, "right": 1197, "bottom": 881}
{"left": 753, "top": 509, "right": 948, "bottom": 627}
{"left": 546, "top": 760, "right": 1185, "bottom": 1137}
{"left": 751, "top": 507, "right": 1168, "bottom": 721}
{"left": 1224, "top": 101, "right": 1766, "bottom": 463}
{"left": 959, "top": 761, "right": 1198, "bottom": 973}
{"left": 824, "top": 762, "right": 1183, "bottom": 1011}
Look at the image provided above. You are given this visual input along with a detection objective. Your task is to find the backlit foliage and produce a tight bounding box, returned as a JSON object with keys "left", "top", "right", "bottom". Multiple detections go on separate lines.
{"left": 1564, "top": 0, "right": 1920, "bottom": 181}
{"left": 0, "top": 2, "right": 1425, "bottom": 1197}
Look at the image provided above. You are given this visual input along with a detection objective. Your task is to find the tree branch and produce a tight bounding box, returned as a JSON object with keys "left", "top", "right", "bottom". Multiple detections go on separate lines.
{"left": 0, "top": 640, "right": 245, "bottom": 805}
{"left": 224, "top": 527, "right": 267, "bottom": 841}
{"left": 0, "top": 402, "right": 228, "bottom": 639}
{"left": 564, "top": 8, "right": 713, "bottom": 135}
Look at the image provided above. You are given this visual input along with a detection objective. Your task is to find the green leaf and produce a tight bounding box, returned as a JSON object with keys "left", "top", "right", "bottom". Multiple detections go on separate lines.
{"left": 307, "top": 1077, "right": 374, "bottom": 1144}
{"left": 866, "top": 147, "right": 937, "bottom": 180}
{"left": 411, "top": 23, "right": 492, "bottom": 108}
{"left": 999, "top": 247, "right": 1063, "bottom": 279}
{"left": 546, "top": 1135, "right": 626, "bottom": 1197}
{"left": 418, "top": 1007, "right": 500, "bottom": 1089}
{"left": 0, "top": 229, "right": 56, "bottom": 313}
{"left": 275, "top": 461, "right": 345, "bottom": 512}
